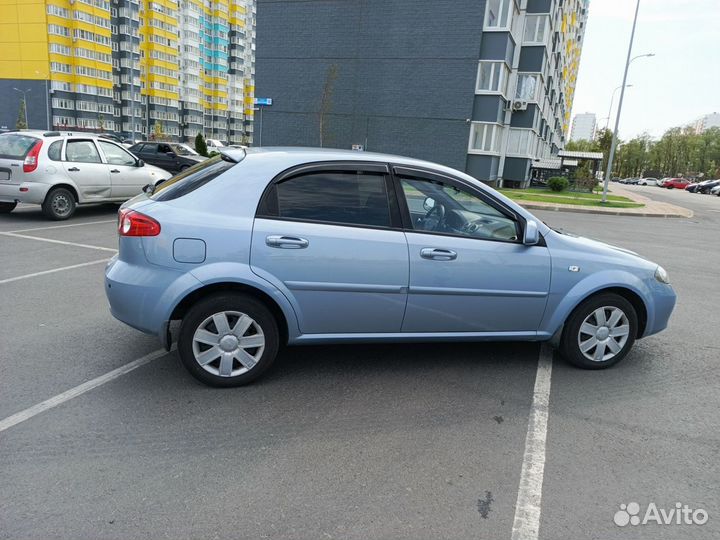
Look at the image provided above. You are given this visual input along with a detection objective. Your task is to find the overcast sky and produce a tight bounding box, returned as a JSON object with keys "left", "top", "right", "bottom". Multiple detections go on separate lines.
{"left": 571, "top": 0, "right": 720, "bottom": 140}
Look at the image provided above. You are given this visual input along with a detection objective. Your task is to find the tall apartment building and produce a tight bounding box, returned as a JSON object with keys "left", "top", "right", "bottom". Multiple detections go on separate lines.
{"left": 570, "top": 112, "right": 596, "bottom": 141}
{"left": 255, "top": 0, "right": 589, "bottom": 186}
{"left": 0, "top": 0, "right": 255, "bottom": 144}
{"left": 688, "top": 112, "right": 720, "bottom": 135}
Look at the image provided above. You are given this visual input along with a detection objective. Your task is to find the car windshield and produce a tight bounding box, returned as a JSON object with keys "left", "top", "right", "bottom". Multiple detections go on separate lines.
{"left": 169, "top": 143, "right": 198, "bottom": 156}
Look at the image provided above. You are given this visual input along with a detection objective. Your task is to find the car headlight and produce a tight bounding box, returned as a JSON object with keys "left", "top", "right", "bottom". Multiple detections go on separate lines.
{"left": 655, "top": 265, "right": 670, "bottom": 284}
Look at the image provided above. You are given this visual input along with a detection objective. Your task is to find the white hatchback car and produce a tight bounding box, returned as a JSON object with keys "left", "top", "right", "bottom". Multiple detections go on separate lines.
{"left": 0, "top": 131, "right": 171, "bottom": 220}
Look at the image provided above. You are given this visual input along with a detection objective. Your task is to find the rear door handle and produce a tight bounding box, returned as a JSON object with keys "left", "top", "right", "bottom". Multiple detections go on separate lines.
{"left": 420, "top": 248, "right": 457, "bottom": 261}
{"left": 266, "top": 235, "right": 309, "bottom": 249}
{"left": 110, "top": 169, "right": 120, "bottom": 173}
{"left": 68, "top": 167, "right": 80, "bottom": 172}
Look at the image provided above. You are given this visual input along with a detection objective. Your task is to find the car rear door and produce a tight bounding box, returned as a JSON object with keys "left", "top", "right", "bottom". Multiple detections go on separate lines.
{"left": 251, "top": 162, "right": 409, "bottom": 334}
{"left": 61, "top": 139, "right": 111, "bottom": 200}
{"left": 97, "top": 140, "right": 148, "bottom": 199}
{"left": 394, "top": 166, "right": 551, "bottom": 334}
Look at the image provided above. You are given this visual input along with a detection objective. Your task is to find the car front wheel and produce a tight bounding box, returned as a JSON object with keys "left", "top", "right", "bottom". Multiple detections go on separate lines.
{"left": 178, "top": 293, "right": 280, "bottom": 387}
{"left": 0, "top": 201, "right": 17, "bottom": 213}
{"left": 560, "top": 293, "right": 638, "bottom": 369}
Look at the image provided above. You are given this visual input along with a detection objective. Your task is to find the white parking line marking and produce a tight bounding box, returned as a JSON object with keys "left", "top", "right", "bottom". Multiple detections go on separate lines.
{"left": 0, "top": 231, "right": 117, "bottom": 253}
{"left": 0, "top": 258, "right": 111, "bottom": 284}
{"left": 8, "top": 219, "right": 116, "bottom": 234}
{"left": 0, "top": 349, "right": 170, "bottom": 433}
{"left": 511, "top": 344, "right": 554, "bottom": 540}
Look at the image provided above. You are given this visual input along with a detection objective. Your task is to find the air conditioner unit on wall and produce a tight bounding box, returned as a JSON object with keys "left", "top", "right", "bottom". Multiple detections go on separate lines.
{"left": 512, "top": 100, "right": 529, "bottom": 111}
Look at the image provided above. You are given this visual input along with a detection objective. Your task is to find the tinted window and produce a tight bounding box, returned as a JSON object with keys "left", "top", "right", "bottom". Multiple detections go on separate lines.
{"left": 157, "top": 143, "right": 173, "bottom": 154}
{"left": 47, "top": 140, "right": 63, "bottom": 161}
{"left": 137, "top": 143, "right": 154, "bottom": 155}
{"left": 65, "top": 140, "right": 101, "bottom": 163}
{"left": 0, "top": 134, "right": 38, "bottom": 159}
{"left": 151, "top": 155, "right": 235, "bottom": 201}
{"left": 267, "top": 171, "right": 391, "bottom": 228}
{"left": 98, "top": 141, "right": 136, "bottom": 166}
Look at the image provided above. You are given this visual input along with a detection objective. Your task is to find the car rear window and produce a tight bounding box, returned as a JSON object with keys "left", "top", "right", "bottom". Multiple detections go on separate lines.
{"left": 151, "top": 154, "right": 236, "bottom": 201}
{"left": 0, "top": 134, "right": 39, "bottom": 160}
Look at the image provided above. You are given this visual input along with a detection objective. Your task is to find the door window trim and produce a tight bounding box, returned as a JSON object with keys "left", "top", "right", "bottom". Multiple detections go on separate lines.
{"left": 390, "top": 165, "right": 527, "bottom": 245}
{"left": 256, "top": 161, "right": 404, "bottom": 231}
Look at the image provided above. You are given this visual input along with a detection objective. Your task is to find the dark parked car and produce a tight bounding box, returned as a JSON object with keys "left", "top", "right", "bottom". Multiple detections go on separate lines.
{"left": 697, "top": 179, "right": 720, "bottom": 194}
{"left": 128, "top": 142, "right": 206, "bottom": 173}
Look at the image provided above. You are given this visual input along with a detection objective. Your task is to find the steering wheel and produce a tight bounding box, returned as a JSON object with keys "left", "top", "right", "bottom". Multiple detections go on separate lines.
{"left": 423, "top": 203, "right": 445, "bottom": 231}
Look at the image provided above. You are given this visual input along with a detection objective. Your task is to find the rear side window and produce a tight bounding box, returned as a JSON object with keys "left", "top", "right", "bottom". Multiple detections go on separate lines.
{"left": 0, "top": 134, "right": 38, "bottom": 159}
{"left": 151, "top": 155, "right": 235, "bottom": 201}
{"left": 65, "top": 140, "right": 101, "bottom": 163}
{"left": 48, "top": 140, "right": 63, "bottom": 161}
{"left": 261, "top": 171, "right": 392, "bottom": 228}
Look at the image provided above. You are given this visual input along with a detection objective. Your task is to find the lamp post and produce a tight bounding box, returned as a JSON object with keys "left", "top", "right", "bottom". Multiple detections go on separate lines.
{"left": 606, "top": 84, "right": 633, "bottom": 130}
{"left": 34, "top": 71, "right": 51, "bottom": 130}
{"left": 602, "top": 0, "right": 655, "bottom": 203}
{"left": 12, "top": 88, "right": 31, "bottom": 128}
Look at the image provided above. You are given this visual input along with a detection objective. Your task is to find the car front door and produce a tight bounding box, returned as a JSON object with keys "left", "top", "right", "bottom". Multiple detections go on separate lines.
{"left": 156, "top": 143, "right": 179, "bottom": 172}
{"left": 97, "top": 140, "right": 149, "bottom": 199}
{"left": 61, "top": 139, "right": 111, "bottom": 201}
{"left": 251, "top": 163, "right": 409, "bottom": 334}
{"left": 395, "top": 166, "right": 551, "bottom": 335}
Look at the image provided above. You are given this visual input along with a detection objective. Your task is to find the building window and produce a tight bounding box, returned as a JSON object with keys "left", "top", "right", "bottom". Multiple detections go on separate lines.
{"left": 524, "top": 15, "right": 549, "bottom": 43}
{"left": 476, "top": 61, "right": 510, "bottom": 94}
{"left": 469, "top": 123, "right": 503, "bottom": 154}
{"left": 506, "top": 129, "right": 537, "bottom": 156}
{"left": 484, "top": 0, "right": 513, "bottom": 30}
{"left": 516, "top": 74, "right": 540, "bottom": 101}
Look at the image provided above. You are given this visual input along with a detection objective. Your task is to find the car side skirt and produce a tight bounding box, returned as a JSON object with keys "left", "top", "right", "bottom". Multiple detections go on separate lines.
{"left": 291, "top": 331, "right": 553, "bottom": 345}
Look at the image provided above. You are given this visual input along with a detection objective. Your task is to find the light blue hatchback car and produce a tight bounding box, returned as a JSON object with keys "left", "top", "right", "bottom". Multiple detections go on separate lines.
{"left": 105, "top": 148, "right": 676, "bottom": 386}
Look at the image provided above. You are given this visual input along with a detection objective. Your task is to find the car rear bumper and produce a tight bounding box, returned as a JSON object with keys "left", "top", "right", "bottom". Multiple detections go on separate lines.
{"left": 0, "top": 181, "right": 52, "bottom": 205}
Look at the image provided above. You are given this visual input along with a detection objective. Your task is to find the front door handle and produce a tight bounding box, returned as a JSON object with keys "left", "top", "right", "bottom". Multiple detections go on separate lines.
{"left": 110, "top": 169, "right": 120, "bottom": 173}
{"left": 420, "top": 248, "right": 457, "bottom": 261}
{"left": 68, "top": 167, "right": 80, "bottom": 172}
{"left": 266, "top": 235, "right": 309, "bottom": 249}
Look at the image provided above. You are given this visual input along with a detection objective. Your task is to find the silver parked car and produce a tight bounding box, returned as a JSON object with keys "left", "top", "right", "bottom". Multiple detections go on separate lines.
{"left": 0, "top": 131, "right": 172, "bottom": 220}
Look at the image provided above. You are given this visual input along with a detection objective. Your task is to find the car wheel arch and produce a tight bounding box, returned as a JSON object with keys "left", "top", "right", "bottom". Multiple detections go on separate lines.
{"left": 566, "top": 286, "right": 648, "bottom": 338}
{"left": 169, "top": 281, "right": 291, "bottom": 346}
{"left": 45, "top": 183, "right": 80, "bottom": 203}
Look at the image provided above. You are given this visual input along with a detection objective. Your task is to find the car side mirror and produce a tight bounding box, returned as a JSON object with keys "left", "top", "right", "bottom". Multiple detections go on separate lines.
{"left": 523, "top": 220, "right": 540, "bottom": 245}
{"left": 423, "top": 197, "right": 436, "bottom": 212}
{"left": 136, "top": 159, "right": 144, "bottom": 167}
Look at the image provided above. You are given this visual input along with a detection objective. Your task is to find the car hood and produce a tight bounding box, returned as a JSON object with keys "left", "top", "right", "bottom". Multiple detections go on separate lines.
{"left": 145, "top": 163, "right": 172, "bottom": 179}
{"left": 547, "top": 228, "right": 656, "bottom": 270}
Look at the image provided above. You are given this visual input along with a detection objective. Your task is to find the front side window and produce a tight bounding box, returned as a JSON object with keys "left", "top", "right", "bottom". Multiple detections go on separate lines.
{"left": 65, "top": 140, "right": 101, "bottom": 163}
{"left": 399, "top": 177, "right": 519, "bottom": 242}
{"left": 98, "top": 141, "right": 136, "bottom": 166}
{"left": 157, "top": 143, "right": 173, "bottom": 154}
{"left": 469, "top": 123, "right": 503, "bottom": 154}
{"left": 476, "top": 61, "right": 510, "bottom": 94}
{"left": 262, "top": 171, "right": 392, "bottom": 228}
{"left": 516, "top": 74, "right": 540, "bottom": 101}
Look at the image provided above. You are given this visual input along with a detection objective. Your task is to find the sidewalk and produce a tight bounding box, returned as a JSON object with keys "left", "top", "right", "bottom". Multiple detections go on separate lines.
{"left": 515, "top": 183, "right": 693, "bottom": 218}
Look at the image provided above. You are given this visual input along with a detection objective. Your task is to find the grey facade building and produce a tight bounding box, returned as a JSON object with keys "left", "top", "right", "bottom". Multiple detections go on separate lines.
{"left": 255, "top": 0, "right": 588, "bottom": 186}
{"left": 570, "top": 112, "right": 597, "bottom": 141}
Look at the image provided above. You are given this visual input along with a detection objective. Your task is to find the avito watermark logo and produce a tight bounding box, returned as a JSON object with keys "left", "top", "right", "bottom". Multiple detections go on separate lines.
{"left": 614, "top": 502, "right": 709, "bottom": 527}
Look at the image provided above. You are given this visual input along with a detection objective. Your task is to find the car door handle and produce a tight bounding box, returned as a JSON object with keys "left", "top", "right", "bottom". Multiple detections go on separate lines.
{"left": 420, "top": 248, "right": 457, "bottom": 261}
{"left": 110, "top": 169, "right": 120, "bottom": 173}
{"left": 266, "top": 235, "right": 309, "bottom": 249}
{"left": 68, "top": 167, "right": 80, "bottom": 172}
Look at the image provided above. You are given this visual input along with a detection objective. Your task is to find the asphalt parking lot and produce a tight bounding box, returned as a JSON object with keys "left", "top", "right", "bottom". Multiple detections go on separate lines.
{"left": 1, "top": 188, "right": 718, "bottom": 540}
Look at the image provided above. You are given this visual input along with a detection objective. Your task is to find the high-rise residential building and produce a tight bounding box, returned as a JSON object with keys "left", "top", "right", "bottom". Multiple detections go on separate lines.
{"left": 688, "top": 112, "right": 720, "bottom": 134}
{"left": 570, "top": 112, "right": 596, "bottom": 141}
{"left": 0, "top": 0, "right": 255, "bottom": 144}
{"left": 255, "top": 0, "right": 589, "bottom": 186}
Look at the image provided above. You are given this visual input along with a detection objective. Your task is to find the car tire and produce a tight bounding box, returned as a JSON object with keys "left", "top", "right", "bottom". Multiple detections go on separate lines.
{"left": 560, "top": 293, "right": 638, "bottom": 370}
{"left": 0, "top": 201, "right": 17, "bottom": 213}
{"left": 42, "top": 187, "right": 76, "bottom": 220}
{"left": 178, "top": 293, "right": 280, "bottom": 387}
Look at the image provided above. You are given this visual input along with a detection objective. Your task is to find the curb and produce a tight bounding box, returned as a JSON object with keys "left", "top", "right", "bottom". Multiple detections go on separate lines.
{"left": 517, "top": 202, "right": 694, "bottom": 218}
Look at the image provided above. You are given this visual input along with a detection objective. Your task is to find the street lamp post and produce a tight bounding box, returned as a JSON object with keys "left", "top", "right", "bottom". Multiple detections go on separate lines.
{"left": 602, "top": 0, "right": 655, "bottom": 203}
{"left": 12, "top": 88, "right": 31, "bottom": 128}
{"left": 606, "top": 84, "right": 633, "bottom": 130}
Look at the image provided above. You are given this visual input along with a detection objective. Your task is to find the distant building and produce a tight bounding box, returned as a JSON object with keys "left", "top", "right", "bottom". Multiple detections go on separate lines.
{"left": 570, "top": 112, "right": 596, "bottom": 141}
{"left": 688, "top": 112, "right": 720, "bottom": 134}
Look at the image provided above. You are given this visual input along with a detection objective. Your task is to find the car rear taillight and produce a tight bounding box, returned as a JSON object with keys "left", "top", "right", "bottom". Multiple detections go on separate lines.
{"left": 118, "top": 208, "right": 161, "bottom": 237}
{"left": 23, "top": 140, "right": 43, "bottom": 173}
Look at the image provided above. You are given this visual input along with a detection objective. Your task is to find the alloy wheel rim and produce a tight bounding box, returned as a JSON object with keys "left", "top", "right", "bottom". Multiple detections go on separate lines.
{"left": 191, "top": 310, "right": 265, "bottom": 377}
{"left": 52, "top": 194, "right": 71, "bottom": 216}
{"left": 577, "top": 306, "right": 630, "bottom": 362}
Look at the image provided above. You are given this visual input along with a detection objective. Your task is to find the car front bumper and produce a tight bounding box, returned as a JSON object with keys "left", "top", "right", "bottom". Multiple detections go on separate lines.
{"left": 0, "top": 181, "right": 52, "bottom": 205}
{"left": 643, "top": 282, "right": 677, "bottom": 338}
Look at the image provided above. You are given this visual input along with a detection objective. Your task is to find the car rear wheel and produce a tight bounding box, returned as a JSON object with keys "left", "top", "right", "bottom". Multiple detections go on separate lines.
{"left": 178, "top": 293, "right": 279, "bottom": 387}
{"left": 560, "top": 293, "right": 638, "bottom": 369}
{"left": 0, "top": 201, "right": 17, "bottom": 213}
{"left": 42, "top": 187, "right": 76, "bottom": 220}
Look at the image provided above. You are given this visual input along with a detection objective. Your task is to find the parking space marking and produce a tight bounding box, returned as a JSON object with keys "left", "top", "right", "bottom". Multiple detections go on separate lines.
{"left": 0, "top": 231, "right": 117, "bottom": 253}
{"left": 0, "top": 348, "right": 170, "bottom": 433}
{"left": 0, "top": 258, "right": 111, "bottom": 284}
{"left": 8, "top": 219, "right": 116, "bottom": 234}
{"left": 511, "top": 345, "right": 553, "bottom": 540}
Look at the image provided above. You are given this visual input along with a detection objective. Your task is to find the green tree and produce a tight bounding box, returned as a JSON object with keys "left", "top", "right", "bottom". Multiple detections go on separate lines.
{"left": 98, "top": 114, "right": 105, "bottom": 133}
{"left": 195, "top": 133, "right": 208, "bottom": 157}
{"left": 15, "top": 99, "right": 27, "bottom": 130}
{"left": 319, "top": 64, "right": 339, "bottom": 147}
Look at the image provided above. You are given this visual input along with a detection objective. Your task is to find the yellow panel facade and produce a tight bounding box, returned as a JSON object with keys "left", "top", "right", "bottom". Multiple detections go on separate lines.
{"left": 0, "top": 0, "right": 49, "bottom": 80}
